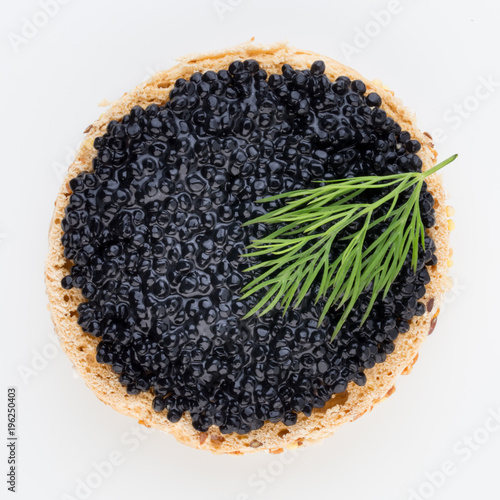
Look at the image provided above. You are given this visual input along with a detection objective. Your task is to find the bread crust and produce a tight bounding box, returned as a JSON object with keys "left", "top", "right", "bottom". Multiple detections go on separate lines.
{"left": 45, "top": 41, "right": 449, "bottom": 454}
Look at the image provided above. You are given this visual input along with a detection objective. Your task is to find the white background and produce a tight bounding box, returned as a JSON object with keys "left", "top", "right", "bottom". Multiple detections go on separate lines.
{"left": 2, "top": 0, "right": 500, "bottom": 499}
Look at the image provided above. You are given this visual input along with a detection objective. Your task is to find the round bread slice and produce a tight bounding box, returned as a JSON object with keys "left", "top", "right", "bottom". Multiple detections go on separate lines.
{"left": 45, "top": 41, "right": 450, "bottom": 455}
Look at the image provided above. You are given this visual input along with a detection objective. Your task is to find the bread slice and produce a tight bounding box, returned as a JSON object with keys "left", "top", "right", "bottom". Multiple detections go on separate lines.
{"left": 45, "top": 41, "right": 450, "bottom": 455}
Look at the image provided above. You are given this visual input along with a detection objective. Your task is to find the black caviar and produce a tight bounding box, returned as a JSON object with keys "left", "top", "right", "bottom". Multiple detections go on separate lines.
{"left": 61, "top": 60, "right": 437, "bottom": 434}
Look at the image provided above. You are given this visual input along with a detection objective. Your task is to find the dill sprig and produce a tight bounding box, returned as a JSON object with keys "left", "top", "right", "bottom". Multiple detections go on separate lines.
{"left": 241, "top": 154, "right": 457, "bottom": 340}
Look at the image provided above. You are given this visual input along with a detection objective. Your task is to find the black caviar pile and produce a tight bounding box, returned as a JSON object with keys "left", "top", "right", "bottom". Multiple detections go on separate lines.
{"left": 61, "top": 60, "right": 437, "bottom": 434}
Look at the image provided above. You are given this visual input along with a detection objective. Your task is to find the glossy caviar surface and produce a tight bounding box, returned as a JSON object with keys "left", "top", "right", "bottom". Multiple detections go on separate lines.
{"left": 61, "top": 60, "right": 437, "bottom": 434}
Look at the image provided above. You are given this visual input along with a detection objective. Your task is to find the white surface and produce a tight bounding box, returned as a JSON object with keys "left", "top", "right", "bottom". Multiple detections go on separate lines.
{"left": 1, "top": 0, "right": 500, "bottom": 499}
